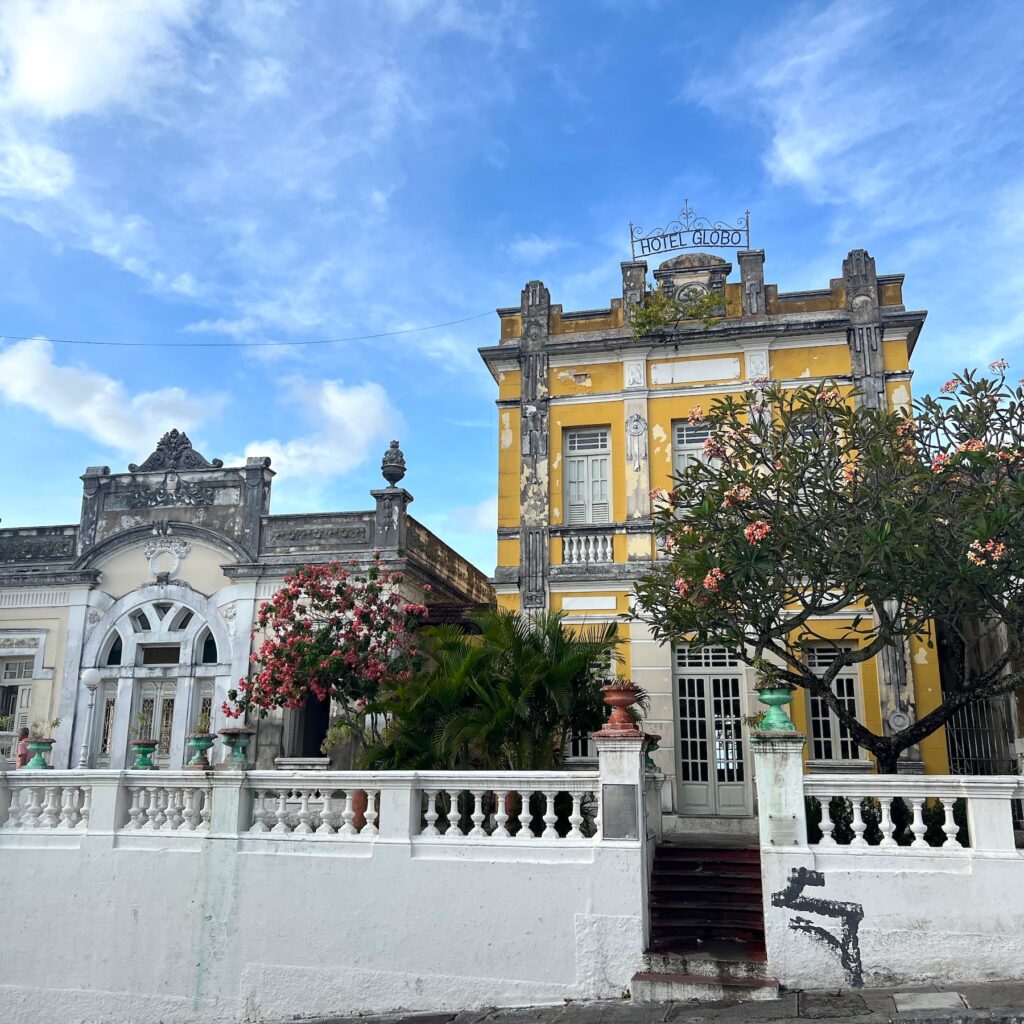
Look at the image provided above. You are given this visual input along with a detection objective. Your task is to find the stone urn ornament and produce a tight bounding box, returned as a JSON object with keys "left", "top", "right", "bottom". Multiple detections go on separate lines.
{"left": 381, "top": 440, "right": 406, "bottom": 486}
{"left": 753, "top": 658, "right": 797, "bottom": 730}
{"left": 24, "top": 719, "right": 60, "bottom": 770}
{"left": 218, "top": 726, "right": 256, "bottom": 769}
{"left": 185, "top": 712, "right": 216, "bottom": 769}
{"left": 129, "top": 739, "right": 159, "bottom": 770}
{"left": 595, "top": 681, "right": 644, "bottom": 736}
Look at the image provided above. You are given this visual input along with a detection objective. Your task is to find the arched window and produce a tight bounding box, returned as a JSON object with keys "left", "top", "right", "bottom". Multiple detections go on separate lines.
{"left": 105, "top": 634, "right": 123, "bottom": 666}
{"left": 201, "top": 631, "right": 218, "bottom": 665}
{"left": 89, "top": 595, "right": 230, "bottom": 769}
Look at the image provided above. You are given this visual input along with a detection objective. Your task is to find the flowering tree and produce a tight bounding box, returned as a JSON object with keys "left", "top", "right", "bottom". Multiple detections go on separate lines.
{"left": 224, "top": 557, "right": 429, "bottom": 737}
{"left": 634, "top": 362, "right": 1024, "bottom": 773}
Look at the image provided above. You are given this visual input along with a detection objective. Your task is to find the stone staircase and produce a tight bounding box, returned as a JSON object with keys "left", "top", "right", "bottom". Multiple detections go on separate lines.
{"left": 631, "top": 843, "right": 779, "bottom": 1004}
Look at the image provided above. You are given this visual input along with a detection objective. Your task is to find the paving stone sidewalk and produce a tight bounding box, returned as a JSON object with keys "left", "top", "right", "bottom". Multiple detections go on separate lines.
{"left": 309, "top": 982, "right": 1024, "bottom": 1024}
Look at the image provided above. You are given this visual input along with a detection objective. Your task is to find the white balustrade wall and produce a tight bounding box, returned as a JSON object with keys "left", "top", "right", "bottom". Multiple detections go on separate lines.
{"left": 753, "top": 733, "right": 1024, "bottom": 993}
{"left": 0, "top": 736, "right": 647, "bottom": 1024}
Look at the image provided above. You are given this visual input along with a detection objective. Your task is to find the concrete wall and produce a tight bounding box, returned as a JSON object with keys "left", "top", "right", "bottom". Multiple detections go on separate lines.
{"left": 0, "top": 743, "right": 648, "bottom": 1023}
{"left": 753, "top": 734, "right": 1024, "bottom": 991}
{"left": 761, "top": 846, "right": 1024, "bottom": 990}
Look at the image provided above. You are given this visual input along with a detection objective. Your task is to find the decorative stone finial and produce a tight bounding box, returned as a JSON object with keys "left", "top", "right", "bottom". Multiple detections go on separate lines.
{"left": 381, "top": 440, "right": 406, "bottom": 486}
{"left": 129, "top": 429, "right": 223, "bottom": 473}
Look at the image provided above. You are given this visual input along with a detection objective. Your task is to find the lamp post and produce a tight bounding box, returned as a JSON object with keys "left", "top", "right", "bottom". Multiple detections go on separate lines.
{"left": 76, "top": 668, "right": 102, "bottom": 770}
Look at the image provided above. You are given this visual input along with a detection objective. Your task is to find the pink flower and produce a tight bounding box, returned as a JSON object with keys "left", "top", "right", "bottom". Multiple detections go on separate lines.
{"left": 931, "top": 453, "right": 949, "bottom": 473}
{"left": 703, "top": 436, "right": 727, "bottom": 460}
{"left": 649, "top": 487, "right": 671, "bottom": 503}
{"left": 687, "top": 405, "right": 704, "bottom": 424}
{"left": 722, "top": 484, "right": 751, "bottom": 508}
{"left": 967, "top": 539, "right": 1007, "bottom": 566}
{"left": 744, "top": 520, "right": 772, "bottom": 545}
{"left": 750, "top": 375, "right": 770, "bottom": 387}
{"left": 703, "top": 567, "right": 726, "bottom": 592}
{"left": 989, "top": 359, "right": 1010, "bottom": 372}
{"left": 818, "top": 389, "right": 841, "bottom": 403}
{"left": 956, "top": 439, "right": 985, "bottom": 454}
{"left": 674, "top": 578, "right": 692, "bottom": 598}
{"left": 842, "top": 462, "right": 857, "bottom": 484}
{"left": 939, "top": 379, "right": 958, "bottom": 394}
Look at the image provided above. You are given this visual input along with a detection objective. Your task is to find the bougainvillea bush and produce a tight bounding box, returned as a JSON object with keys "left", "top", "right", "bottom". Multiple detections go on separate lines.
{"left": 224, "top": 557, "right": 428, "bottom": 737}
{"left": 634, "top": 362, "right": 1024, "bottom": 772}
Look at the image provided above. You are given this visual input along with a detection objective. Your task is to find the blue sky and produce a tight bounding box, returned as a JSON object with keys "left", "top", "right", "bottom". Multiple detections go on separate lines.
{"left": 0, "top": 0, "right": 1022, "bottom": 573}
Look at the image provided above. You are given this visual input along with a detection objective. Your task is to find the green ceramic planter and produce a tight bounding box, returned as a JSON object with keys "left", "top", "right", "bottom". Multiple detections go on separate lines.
{"left": 24, "top": 738, "right": 54, "bottom": 770}
{"left": 218, "top": 727, "right": 255, "bottom": 769}
{"left": 186, "top": 733, "right": 216, "bottom": 769}
{"left": 756, "top": 685, "right": 797, "bottom": 731}
{"left": 130, "top": 740, "right": 159, "bottom": 770}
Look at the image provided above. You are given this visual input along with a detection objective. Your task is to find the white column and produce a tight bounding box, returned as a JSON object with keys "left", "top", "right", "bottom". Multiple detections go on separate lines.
{"left": 109, "top": 675, "right": 134, "bottom": 770}
{"left": 966, "top": 780, "right": 1017, "bottom": 852}
{"left": 593, "top": 732, "right": 645, "bottom": 840}
{"left": 53, "top": 589, "right": 91, "bottom": 768}
{"left": 751, "top": 732, "right": 808, "bottom": 849}
{"left": 169, "top": 670, "right": 195, "bottom": 769}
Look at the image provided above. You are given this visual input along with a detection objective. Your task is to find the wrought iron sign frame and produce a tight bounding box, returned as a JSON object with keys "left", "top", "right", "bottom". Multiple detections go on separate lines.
{"left": 629, "top": 199, "right": 750, "bottom": 260}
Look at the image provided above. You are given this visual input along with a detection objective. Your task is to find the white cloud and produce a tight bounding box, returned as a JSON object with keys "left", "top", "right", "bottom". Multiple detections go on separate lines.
{"left": 0, "top": 337, "right": 224, "bottom": 451}
{"left": 242, "top": 56, "right": 287, "bottom": 100}
{"left": 0, "top": 0, "right": 199, "bottom": 119}
{"left": 507, "top": 234, "right": 571, "bottom": 261}
{"left": 0, "top": 136, "right": 73, "bottom": 198}
{"left": 233, "top": 377, "right": 402, "bottom": 482}
{"left": 449, "top": 495, "right": 497, "bottom": 534}
{"left": 689, "top": 0, "right": 1023, "bottom": 228}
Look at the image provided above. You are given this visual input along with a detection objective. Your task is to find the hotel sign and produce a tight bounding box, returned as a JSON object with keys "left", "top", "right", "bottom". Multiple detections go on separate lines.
{"left": 630, "top": 200, "right": 750, "bottom": 260}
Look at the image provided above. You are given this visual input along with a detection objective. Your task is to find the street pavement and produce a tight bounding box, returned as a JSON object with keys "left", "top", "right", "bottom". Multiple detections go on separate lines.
{"left": 308, "top": 983, "right": 1024, "bottom": 1024}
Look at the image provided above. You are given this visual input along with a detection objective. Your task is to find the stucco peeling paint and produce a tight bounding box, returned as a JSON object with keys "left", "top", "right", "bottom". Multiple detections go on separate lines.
{"left": 500, "top": 412, "right": 513, "bottom": 450}
{"left": 771, "top": 867, "right": 865, "bottom": 988}
{"left": 891, "top": 385, "right": 910, "bottom": 411}
{"left": 914, "top": 646, "right": 928, "bottom": 665}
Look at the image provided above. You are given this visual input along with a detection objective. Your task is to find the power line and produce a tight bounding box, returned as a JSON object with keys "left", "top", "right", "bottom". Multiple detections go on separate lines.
{"left": 0, "top": 310, "right": 494, "bottom": 349}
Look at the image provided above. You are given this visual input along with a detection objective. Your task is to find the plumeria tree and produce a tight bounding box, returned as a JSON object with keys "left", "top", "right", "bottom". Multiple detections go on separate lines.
{"left": 224, "top": 556, "right": 429, "bottom": 745}
{"left": 634, "top": 361, "right": 1024, "bottom": 772}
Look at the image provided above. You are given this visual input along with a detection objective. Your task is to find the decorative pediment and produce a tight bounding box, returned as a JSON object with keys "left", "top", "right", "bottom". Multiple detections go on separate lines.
{"left": 129, "top": 430, "right": 223, "bottom": 473}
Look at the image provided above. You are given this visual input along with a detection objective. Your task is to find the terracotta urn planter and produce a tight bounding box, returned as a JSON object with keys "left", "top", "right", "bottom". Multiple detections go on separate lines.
{"left": 597, "top": 681, "right": 643, "bottom": 735}
{"left": 185, "top": 732, "right": 217, "bottom": 769}
{"left": 129, "top": 739, "right": 159, "bottom": 770}
{"left": 24, "top": 737, "right": 55, "bottom": 770}
{"left": 756, "top": 684, "right": 797, "bottom": 731}
{"left": 352, "top": 789, "right": 368, "bottom": 830}
{"left": 218, "top": 726, "right": 255, "bottom": 769}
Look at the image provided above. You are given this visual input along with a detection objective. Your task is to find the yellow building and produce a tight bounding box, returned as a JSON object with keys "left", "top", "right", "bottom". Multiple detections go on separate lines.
{"left": 480, "top": 247, "right": 947, "bottom": 833}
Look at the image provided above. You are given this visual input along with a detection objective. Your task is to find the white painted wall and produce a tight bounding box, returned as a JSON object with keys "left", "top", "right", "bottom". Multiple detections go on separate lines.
{"left": 753, "top": 736, "right": 1024, "bottom": 990}
{"left": 0, "top": 752, "right": 648, "bottom": 1023}
{"left": 761, "top": 847, "right": 1024, "bottom": 990}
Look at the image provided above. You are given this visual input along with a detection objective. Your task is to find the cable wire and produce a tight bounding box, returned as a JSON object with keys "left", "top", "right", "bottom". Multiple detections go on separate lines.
{"left": 0, "top": 310, "right": 494, "bottom": 349}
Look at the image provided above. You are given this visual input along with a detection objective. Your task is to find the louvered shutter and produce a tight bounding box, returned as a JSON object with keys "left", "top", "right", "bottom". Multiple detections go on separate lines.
{"left": 590, "top": 454, "right": 610, "bottom": 523}
{"left": 567, "top": 455, "right": 588, "bottom": 524}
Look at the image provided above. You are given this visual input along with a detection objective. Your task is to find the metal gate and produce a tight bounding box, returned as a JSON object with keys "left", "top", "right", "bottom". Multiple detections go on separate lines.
{"left": 676, "top": 646, "right": 750, "bottom": 816}
{"left": 946, "top": 693, "right": 1016, "bottom": 775}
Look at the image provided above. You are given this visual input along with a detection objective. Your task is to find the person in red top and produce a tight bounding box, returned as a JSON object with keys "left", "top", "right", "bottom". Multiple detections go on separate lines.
{"left": 15, "top": 727, "right": 29, "bottom": 769}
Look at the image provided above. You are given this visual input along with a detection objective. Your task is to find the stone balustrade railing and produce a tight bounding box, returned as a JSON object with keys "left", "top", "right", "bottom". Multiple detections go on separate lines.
{"left": 3, "top": 771, "right": 94, "bottom": 830}
{"left": 561, "top": 531, "right": 614, "bottom": 565}
{"left": 803, "top": 773, "right": 1023, "bottom": 853}
{"left": 0, "top": 767, "right": 611, "bottom": 845}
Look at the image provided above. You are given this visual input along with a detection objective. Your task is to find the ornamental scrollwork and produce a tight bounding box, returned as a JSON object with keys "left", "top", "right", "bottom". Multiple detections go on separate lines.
{"left": 129, "top": 429, "right": 223, "bottom": 473}
{"left": 127, "top": 472, "right": 215, "bottom": 509}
